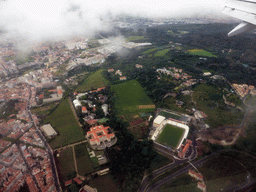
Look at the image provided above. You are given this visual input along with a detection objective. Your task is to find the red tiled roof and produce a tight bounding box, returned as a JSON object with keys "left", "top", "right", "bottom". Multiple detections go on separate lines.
{"left": 65, "top": 180, "right": 72, "bottom": 186}
{"left": 74, "top": 177, "right": 83, "bottom": 185}
{"left": 86, "top": 119, "right": 98, "bottom": 125}
{"left": 82, "top": 106, "right": 87, "bottom": 112}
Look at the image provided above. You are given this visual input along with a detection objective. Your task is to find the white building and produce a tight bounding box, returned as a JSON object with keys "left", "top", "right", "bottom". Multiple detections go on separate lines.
{"left": 101, "top": 104, "right": 108, "bottom": 116}
{"left": 73, "top": 99, "right": 82, "bottom": 108}
{"left": 153, "top": 115, "right": 165, "bottom": 127}
{"left": 41, "top": 124, "right": 57, "bottom": 139}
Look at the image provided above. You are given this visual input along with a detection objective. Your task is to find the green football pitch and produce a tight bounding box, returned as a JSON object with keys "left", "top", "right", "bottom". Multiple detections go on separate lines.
{"left": 156, "top": 124, "right": 185, "bottom": 149}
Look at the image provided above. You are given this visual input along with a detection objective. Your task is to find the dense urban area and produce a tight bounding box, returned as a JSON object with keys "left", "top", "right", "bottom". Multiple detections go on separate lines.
{"left": 1, "top": 15, "right": 256, "bottom": 192}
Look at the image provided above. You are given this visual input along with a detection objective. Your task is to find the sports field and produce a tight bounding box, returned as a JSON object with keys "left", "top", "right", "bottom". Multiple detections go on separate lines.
{"left": 44, "top": 98, "right": 84, "bottom": 149}
{"left": 111, "top": 79, "right": 154, "bottom": 115}
{"left": 156, "top": 124, "right": 185, "bottom": 149}
{"left": 188, "top": 49, "right": 216, "bottom": 57}
{"left": 76, "top": 69, "right": 109, "bottom": 92}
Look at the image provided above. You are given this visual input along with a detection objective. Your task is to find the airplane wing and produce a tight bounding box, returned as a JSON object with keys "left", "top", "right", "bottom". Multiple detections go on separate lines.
{"left": 222, "top": 0, "right": 256, "bottom": 37}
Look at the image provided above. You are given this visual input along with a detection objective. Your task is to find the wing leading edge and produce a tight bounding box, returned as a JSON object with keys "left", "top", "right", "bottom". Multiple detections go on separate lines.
{"left": 222, "top": 0, "right": 256, "bottom": 37}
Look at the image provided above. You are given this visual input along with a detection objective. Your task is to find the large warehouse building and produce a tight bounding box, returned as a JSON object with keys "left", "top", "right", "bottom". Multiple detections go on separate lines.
{"left": 41, "top": 124, "right": 57, "bottom": 139}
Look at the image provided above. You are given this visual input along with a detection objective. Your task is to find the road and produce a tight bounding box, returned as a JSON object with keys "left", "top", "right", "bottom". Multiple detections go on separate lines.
{"left": 27, "top": 88, "right": 62, "bottom": 192}
{"left": 140, "top": 149, "right": 254, "bottom": 192}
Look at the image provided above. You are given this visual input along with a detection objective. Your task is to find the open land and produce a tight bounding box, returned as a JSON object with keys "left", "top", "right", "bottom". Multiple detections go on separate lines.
{"left": 44, "top": 98, "right": 84, "bottom": 149}
{"left": 188, "top": 49, "right": 216, "bottom": 57}
{"left": 57, "top": 147, "right": 76, "bottom": 181}
{"left": 76, "top": 69, "right": 109, "bottom": 92}
{"left": 88, "top": 174, "right": 119, "bottom": 192}
{"left": 192, "top": 84, "right": 244, "bottom": 128}
{"left": 74, "top": 143, "right": 94, "bottom": 176}
{"left": 156, "top": 124, "right": 185, "bottom": 148}
{"left": 198, "top": 154, "right": 247, "bottom": 192}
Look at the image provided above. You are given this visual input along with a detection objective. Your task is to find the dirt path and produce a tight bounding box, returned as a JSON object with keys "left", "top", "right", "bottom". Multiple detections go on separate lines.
{"left": 54, "top": 140, "right": 87, "bottom": 151}
{"left": 72, "top": 146, "right": 78, "bottom": 174}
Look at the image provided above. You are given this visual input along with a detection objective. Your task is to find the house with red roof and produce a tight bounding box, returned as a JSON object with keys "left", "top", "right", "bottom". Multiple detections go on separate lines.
{"left": 82, "top": 106, "right": 88, "bottom": 113}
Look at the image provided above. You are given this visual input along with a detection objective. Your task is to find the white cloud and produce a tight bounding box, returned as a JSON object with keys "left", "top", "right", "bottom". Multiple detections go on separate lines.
{"left": 0, "top": 0, "right": 225, "bottom": 44}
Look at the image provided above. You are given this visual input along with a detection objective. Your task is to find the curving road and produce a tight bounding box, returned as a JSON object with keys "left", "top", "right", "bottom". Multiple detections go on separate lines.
{"left": 140, "top": 149, "right": 255, "bottom": 192}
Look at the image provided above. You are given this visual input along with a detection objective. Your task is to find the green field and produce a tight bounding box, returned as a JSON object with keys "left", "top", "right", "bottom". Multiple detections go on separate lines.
{"left": 188, "top": 49, "right": 216, "bottom": 57}
{"left": 44, "top": 98, "right": 84, "bottom": 149}
{"left": 111, "top": 79, "right": 154, "bottom": 115}
{"left": 126, "top": 36, "right": 145, "bottom": 42}
{"left": 58, "top": 147, "right": 76, "bottom": 181}
{"left": 76, "top": 69, "right": 109, "bottom": 92}
{"left": 154, "top": 49, "right": 170, "bottom": 57}
{"left": 156, "top": 124, "right": 185, "bottom": 149}
{"left": 75, "top": 143, "right": 94, "bottom": 176}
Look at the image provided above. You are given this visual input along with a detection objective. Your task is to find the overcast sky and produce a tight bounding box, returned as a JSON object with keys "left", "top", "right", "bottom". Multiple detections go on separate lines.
{"left": 0, "top": 0, "right": 225, "bottom": 43}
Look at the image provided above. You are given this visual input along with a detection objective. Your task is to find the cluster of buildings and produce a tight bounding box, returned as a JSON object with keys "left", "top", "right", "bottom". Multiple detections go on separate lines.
{"left": 0, "top": 47, "right": 17, "bottom": 79}
{"left": 67, "top": 54, "right": 106, "bottom": 71}
{"left": 232, "top": 83, "right": 256, "bottom": 98}
{"left": 157, "top": 67, "right": 197, "bottom": 87}
{"left": 108, "top": 69, "right": 127, "bottom": 81}
{"left": 19, "top": 127, "right": 45, "bottom": 147}
{"left": 73, "top": 87, "right": 109, "bottom": 123}
{"left": 188, "top": 169, "right": 206, "bottom": 192}
{"left": 18, "top": 68, "right": 55, "bottom": 89}
{"left": 0, "top": 142, "right": 57, "bottom": 192}
{"left": 0, "top": 49, "right": 60, "bottom": 191}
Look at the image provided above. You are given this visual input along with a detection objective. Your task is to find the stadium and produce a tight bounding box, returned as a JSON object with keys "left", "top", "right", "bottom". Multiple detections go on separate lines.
{"left": 151, "top": 109, "right": 190, "bottom": 150}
